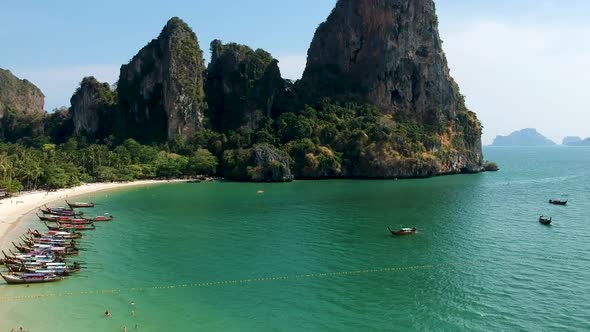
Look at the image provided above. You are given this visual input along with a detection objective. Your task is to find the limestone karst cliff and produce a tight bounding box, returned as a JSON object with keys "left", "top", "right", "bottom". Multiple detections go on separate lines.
{"left": 205, "top": 40, "right": 284, "bottom": 132}
{"left": 300, "top": 0, "right": 483, "bottom": 174}
{"left": 0, "top": 69, "right": 44, "bottom": 117}
{"left": 70, "top": 77, "right": 116, "bottom": 138}
{"left": 117, "top": 17, "right": 206, "bottom": 143}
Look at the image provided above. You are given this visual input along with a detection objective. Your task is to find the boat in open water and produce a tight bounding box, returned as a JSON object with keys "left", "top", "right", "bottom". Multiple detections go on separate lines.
{"left": 388, "top": 227, "right": 418, "bottom": 236}
{"left": 539, "top": 216, "right": 552, "bottom": 225}
{"left": 549, "top": 199, "right": 568, "bottom": 206}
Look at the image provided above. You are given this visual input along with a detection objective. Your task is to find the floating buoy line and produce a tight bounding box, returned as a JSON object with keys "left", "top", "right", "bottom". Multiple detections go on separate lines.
{"left": 0, "top": 262, "right": 467, "bottom": 302}
{"left": 0, "top": 254, "right": 580, "bottom": 303}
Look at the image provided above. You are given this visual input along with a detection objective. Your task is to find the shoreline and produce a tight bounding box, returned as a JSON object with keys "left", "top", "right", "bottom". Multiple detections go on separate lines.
{"left": 0, "top": 180, "right": 185, "bottom": 248}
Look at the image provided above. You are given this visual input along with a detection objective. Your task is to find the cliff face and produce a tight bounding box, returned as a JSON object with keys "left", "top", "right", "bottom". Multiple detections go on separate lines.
{"left": 300, "top": 0, "right": 483, "bottom": 174}
{"left": 205, "top": 40, "right": 284, "bottom": 132}
{"left": 117, "top": 17, "right": 206, "bottom": 143}
{"left": 0, "top": 69, "right": 44, "bottom": 118}
{"left": 70, "top": 77, "right": 116, "bottom": 137}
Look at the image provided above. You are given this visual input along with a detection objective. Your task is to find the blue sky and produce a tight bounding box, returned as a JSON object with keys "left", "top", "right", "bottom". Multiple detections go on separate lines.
{"left": 1, "top": 0, "right": 589, "bottom": 144}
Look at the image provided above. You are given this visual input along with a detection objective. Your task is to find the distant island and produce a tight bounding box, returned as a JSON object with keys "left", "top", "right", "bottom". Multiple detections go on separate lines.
{"left": 0, "top": 0, "right": 488, "bottom": 192}
{"left": 491, "top": 129, "right": 555, "bottom": 146}
{"left": 563, "top": 136, "right": 590, "bottom": 146}
{"left": 562, "top": 136, "right": 583, "bottom": 145}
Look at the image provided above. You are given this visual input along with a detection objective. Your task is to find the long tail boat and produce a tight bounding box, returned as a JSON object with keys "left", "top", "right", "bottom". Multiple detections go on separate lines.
{"left": 40, "top": 206, "right": 83, "bottom": 217}
{"left": 22, "top": 236, "right": 73, "bottom": 246}
{"left": 91, "top": 215, "right": 114, "bottom": 222}
{"left": 388, "top": 227, "right": 418, "bottom": 236}
{"left": 4, "top": 250, "right": 56, "bottom": 262}
{"left": 539, "top": 216, "right": 552, "bottom": 225}
{"left": 5, "top": 262, "right": 70, "bottom": 272}
{"left": 15, "top": 242, "right": 80, "bottom": 256}
{"left": 28, "top": 229, "right": 82, "bottom": 239}
{"left": 0, "top": 272, "right": 64, "bottom": 285}
{"left": 549, "top": 199, "right": 568, "bottom": 206}
{"left": 56, "top": 218, "right": 94, "bottom": 225}
{"left": 45, "top": 222, "right": 95, "bottom": 231}
{"left": 66, "top": 200, "right": 95, "bottom": 208}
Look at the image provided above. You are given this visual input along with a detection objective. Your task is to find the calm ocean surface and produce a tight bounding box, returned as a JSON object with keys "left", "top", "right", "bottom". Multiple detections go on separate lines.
{"left": 1, "top": 147, "right": 589, "bottom": 331}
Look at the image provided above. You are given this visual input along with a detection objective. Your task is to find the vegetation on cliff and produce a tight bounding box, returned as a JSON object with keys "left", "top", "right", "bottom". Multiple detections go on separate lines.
{"left": 205, "top": 40, "right": 284, "bottom": 132}
{"left": 0, "top": 2, "right": 487, "bottom": 189}
{"left": 0, "top": 69, "right": 44, "bottom": 116}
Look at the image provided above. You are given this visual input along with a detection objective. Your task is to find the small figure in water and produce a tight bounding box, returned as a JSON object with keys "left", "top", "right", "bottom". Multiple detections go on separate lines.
{"left": 130, "top": 301, "right": 135, "bottom": 306}
{"left": 131, "top": 309, "right": 135, "bottom": 317}
{"left": 123, "top": 326, "right": 127, "bottom": 332}
{"left": 134, "top": 324, "right": 139, "bottom": 330}
{"left": 105, "top": 310, "right": 111, "bottom": 317}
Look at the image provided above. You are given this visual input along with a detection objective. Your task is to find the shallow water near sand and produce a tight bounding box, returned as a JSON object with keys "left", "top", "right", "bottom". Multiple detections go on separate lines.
{"left": 1, "top": 146, "right": 589, "bottom": 331}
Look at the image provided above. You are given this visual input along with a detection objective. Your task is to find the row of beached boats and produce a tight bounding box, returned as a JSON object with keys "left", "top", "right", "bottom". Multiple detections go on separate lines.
{"left": 0, "top": 200, "right": 113, "bottom": 285}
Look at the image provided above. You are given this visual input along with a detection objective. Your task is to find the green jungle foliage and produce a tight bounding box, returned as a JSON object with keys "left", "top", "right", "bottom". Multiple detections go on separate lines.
{"left": 0, "top": 138, "right": 218, "bottom": 192}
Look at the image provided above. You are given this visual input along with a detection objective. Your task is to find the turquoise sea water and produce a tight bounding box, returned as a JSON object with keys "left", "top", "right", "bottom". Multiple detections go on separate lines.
{"left": 1, "top": 147, "right": 590, "bottom": 331}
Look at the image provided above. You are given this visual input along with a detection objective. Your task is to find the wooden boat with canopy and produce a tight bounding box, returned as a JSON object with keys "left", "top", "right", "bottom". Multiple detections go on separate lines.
{"left": 40, "top": 206, "right": 83, "bottom": 217}
{"left": 45, "top": 222, "right": 95, "bottom": 231}
{"left": 56, "top": 218, "right": 94, "bottom": 225}
{"left": 28, "top": 229, "right": 82, "bottom": 239}
{"left": 0, "top": 272, "right": 64, "bottom": 284}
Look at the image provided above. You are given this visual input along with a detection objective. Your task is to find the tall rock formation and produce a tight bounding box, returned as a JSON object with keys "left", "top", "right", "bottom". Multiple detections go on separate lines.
{"left": 117, "top": 17, "right": 206, "bottom": 143}
{"left": 70, "top": 76, "right": 116, "bottom": 138}
{"left": 300, "top": 0, "right": 483, "bottom": 173}
{"left": 0, "top": 69, "right": 44, "bottom": 117}
{"left": 205, "top": 40, "right": 284, "bottom": 132}
{"left": 0, "top": 69, "right": 46, "bottom": 142}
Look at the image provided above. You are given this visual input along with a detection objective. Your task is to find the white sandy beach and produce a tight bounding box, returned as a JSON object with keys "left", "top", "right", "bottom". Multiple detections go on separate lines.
{"left": 0, "top": 180, "right": 184, "bottom": 247}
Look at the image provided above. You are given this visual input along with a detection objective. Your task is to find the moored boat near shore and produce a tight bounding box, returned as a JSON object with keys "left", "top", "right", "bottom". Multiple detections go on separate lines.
{"left": 28, "top": 229, "right": 82, "bottom": 239}
{"left": 45, "top": 222, "right": 95, "bottom": 231}
{"left": 40, "top": 206, "right": 83, "bottom": 217}
{"left": 66, "top": 200, "right": 95, "bottom": 208}
{"left": 0, "top": 272, "right": 64, "bottom": 284}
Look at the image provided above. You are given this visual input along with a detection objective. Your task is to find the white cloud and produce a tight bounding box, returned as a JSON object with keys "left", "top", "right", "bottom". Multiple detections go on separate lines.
{"left": 10, "top": 64, "right": 120, "bottom": 111}
{"left": 276, "top": 54, "right": 307, "bottom": 80}
{"left": 440, "top": 20, "right": 590, "bottom": 144}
